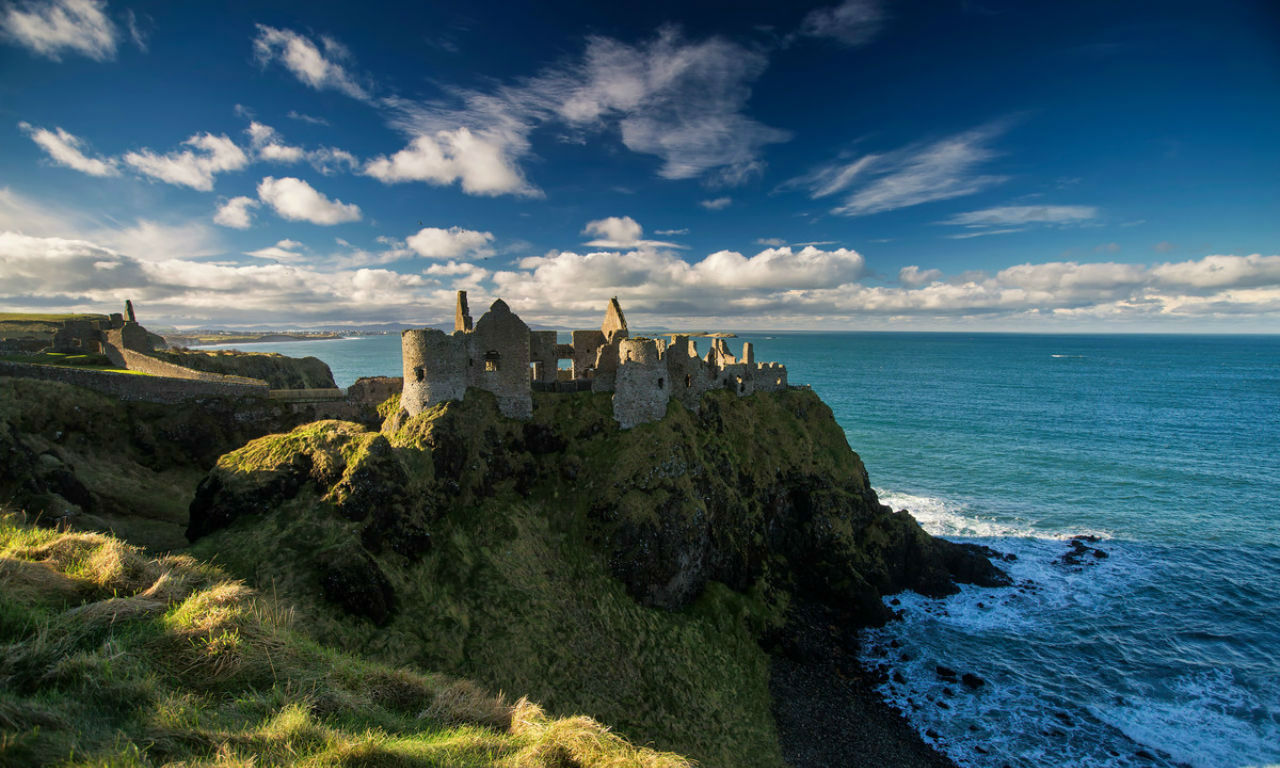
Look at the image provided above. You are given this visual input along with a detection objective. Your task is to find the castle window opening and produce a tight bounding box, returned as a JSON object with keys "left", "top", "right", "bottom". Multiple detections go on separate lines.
{"left": 657, "top": 377, "right": 664, "bottom": 389}
{"left": 685, "top": 374, "right": 692, "bottom": 389}
{"left": 484, "top": 350, "right": 501, "bottom": 372}
{"left": 414, "top": 367, "right": 424, "bottom": 382}
{"left": 737, "top": 377, "right": 744, "bottom": 393}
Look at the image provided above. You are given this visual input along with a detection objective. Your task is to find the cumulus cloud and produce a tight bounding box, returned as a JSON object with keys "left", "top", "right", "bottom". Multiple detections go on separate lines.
{"left": 374, "top": 27, "right": 787, "bottom": 196}
{"left": 213, "top": 196, "right": 258, "bottom": 229}
{"left": 123, "top": 133, "right": 249, "bottom": 191}
{"left": 405, "top": 226, "right": 495, "bottom": 260}
{"left": 1, "top": 0, "right": 116, "bottom": 60}
{"left": 700, "top": 197, "right": 731, "bottom": 211}
{"left": 899, "top": 265, "right": 943, "bottom": 287}
{"left": 798, "top": 0, "right": 884, "bottom": 46}
{"left": 19, "top": 121, "right": 118, "bottom": 176}
{"left": 794, "top": 123, "right": 1009, "bottom": 217}
{"left": 256, "top": 176, "right": 361, "bottom": 225}
{"left": 252, "top": 25, "right": 370, "bottom": 101}
{"left": 364, "top": 127, "right": 537, "bottom": 197}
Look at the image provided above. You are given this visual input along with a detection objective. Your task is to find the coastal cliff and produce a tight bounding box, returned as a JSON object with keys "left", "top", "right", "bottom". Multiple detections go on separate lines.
{"left": 183, "top": 386, "right": 1007, "bottom": 766}
{"left": 156, "top": 348, "right": 338, "bottom": 389}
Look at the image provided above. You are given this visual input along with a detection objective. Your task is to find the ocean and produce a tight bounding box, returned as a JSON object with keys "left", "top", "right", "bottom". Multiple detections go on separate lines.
{"left": 201, "top": 331, "right": 1280, "bottom": 767}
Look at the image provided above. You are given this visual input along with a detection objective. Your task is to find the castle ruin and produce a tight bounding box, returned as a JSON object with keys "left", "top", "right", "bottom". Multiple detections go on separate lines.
{"left": 401, "top": 293, "right": 788, "bottom": 428}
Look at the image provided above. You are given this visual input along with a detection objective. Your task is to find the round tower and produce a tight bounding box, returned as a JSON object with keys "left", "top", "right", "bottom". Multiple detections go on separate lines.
{"left": 401, "top": 329, "right": 468, "bottom": 416}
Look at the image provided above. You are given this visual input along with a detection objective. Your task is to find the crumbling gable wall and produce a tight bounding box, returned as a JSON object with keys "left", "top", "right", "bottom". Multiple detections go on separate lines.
{"left": 467, "top": 299, "right": 532, "bottom": 419}
{"left": 529, "top": 330, "right": 560, "bottom": 384}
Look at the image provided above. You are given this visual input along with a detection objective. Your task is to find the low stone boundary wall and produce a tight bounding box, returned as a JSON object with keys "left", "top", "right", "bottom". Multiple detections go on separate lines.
{"left": 0, "top": 361, "right": 269, "bottom": 403}
{"left": 268, "top": 388, "right": 347, "bottom": 402}
{"left": 104, "top": 343, "right": 267, "bottom": 386}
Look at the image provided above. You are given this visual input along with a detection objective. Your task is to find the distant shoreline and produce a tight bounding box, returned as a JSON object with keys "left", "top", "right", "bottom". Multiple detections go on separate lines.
{"left": 170, "top": 333, "right": 349, "bottom": 347}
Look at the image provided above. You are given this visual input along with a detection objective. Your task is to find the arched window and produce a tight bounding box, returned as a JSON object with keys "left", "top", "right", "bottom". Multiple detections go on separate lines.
{"left": 414, "top": 367, "right": 425, "bottom": 382}
{"left": 685, "top": 374, "right": 692, "bottom": 388}
{"left": 657, "top": 377, "right": 664, "bottom": 389}
{"left": 484, "top": 350, "right": 501, "bottom": 372}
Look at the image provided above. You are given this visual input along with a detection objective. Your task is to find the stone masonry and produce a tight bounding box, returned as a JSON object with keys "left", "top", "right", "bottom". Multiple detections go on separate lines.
{"left": 401, "top": 292, "right": 788, "bottom": 428}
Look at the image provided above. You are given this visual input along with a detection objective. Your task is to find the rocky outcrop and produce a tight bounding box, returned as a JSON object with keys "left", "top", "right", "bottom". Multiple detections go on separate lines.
{"left": 188, "top": 387, "right": 1007, "bottom": 627}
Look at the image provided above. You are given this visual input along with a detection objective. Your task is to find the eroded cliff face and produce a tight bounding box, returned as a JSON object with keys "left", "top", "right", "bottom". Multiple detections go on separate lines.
{"left": 190, "top": 387, "right": 1006, "bottom": 625}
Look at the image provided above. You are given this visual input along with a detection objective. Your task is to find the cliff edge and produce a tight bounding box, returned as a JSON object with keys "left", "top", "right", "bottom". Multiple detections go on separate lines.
{"left": 183, "top": 386, "right": 1007, "bottom": 767}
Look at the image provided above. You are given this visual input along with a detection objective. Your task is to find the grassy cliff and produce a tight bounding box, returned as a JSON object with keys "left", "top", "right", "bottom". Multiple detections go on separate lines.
{"left": 0, "top": 512, "right": 691, "bottom": 767}
{"left": 182, "top": 387, "right": 1007, "bottom": 767}
{"left": 156, "top": 349, "right": 338, "bottom": 390}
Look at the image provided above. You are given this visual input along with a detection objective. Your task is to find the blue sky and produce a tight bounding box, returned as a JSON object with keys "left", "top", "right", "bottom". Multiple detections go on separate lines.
{"left": 2, "top": 0, "right": 1278, "bottom": 331}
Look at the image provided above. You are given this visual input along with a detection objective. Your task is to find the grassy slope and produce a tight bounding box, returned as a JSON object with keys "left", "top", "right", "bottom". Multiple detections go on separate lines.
{"left": 0, "top": 512, "right": 692, "bottom": 768}
{"left": 184, "top": 388, "right": 892, "bottom": 768}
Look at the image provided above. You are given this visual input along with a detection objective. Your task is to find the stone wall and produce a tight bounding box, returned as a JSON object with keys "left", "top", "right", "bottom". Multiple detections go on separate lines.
{"left": 105, "top": 343, "right": 267, "bottom": 387}
{"left": 0, "top": 361, "right": 269, "bottom": 403}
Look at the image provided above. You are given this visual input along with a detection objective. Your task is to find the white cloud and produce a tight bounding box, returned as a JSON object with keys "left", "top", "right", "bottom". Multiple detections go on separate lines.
{"left": 19, "top": 121, "right": 118, "bottom": 176}
{"left": 364, "top": 127, "right": 537, "bottom": 197}
{"left": 246, "top": 238, "right": 307, "bottom": 263}
{"left": 796, "top": 124, "right": 1009, "bottom": 217}
{"left": 405, "top": 226, "right": 495, "bottom": 260}
{"left": 252, "top": 25, "right": 370, "bottom": 101}
{"left": 307, "top": 146, "right": 359, "bottom": 175}
{"left": 581, "top": 215, "right": 684, "bottom": 249}
{"left": 123, "top": 133, "right": 249, "bottom": 191}
{"left": 213, "top": 196, "right": 259, "bottom": 229}
{"left": 246, "top": 121, "right": 304, "bottom": 163}
{"left": 655, "top": 228, "right": 688, "bottom": 236}
{"left": 256, "top": 176, "right": 361, "bottom": 225}
{"left": 899, "top": 265, "right": 943, "bottom": 287}
{"left": 376, "top": 27, "right": 787, "bottom": 196}
{"left": 1, "top": 0, "right": 116, "bottom": 61}
{"left": 798, "top": 0, "right": 884, "bottom": 46}
{"left": 700, "top": 197, "right": 731, "bottom": 211}
{"left": 943, "top": 205, "right": 1099, "bottom": 227}
{"left": 1150, "top": 254, "right": 1280, "bottom": 291}
{"left": 756, "top": 237, "right": 786, "bottom": 247}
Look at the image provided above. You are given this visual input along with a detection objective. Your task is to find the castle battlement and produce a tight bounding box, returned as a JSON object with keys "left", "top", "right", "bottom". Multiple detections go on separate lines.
{"left": 401, "top": 293, "right": 788, "bottom": 428}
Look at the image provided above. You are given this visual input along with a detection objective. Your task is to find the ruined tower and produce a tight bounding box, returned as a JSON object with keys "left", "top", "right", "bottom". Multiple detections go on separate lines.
{"left": 454, "top": 290, "right": 473, "bottom": 332}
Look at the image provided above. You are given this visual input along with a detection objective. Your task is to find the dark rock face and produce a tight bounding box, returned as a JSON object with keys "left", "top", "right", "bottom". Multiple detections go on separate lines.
{"left": 318, "top": 546, "right": 397, "bottom": 625}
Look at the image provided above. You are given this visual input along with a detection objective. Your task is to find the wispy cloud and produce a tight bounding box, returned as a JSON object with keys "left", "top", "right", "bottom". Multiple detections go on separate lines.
{"left": 369, "top": 27, "right": 788, "bottom": 197}
{"left": 793, "top": 123, "right": 1011, "bottom": 217}
{"left": 797, "top": 0, "right": 884, "bottom": 46}
{"left": 19, "top": 122, "right": 118, "bottom": 176}
{"left": 942, "top": 205, "right": 1098, "bottom": 228}
{"left": 252, "top": 25, "right": 371, "bottom": 101}
{"left": 1, "top": 0, "right": 116, "bottom": 61}
{"left": 700, "top": 197, "right": 731, "bottom": 210}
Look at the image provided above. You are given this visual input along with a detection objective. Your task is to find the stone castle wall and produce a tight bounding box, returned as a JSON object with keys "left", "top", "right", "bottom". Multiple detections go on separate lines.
{"left": 399, "top": 294, "right": 790, "bottom": 429}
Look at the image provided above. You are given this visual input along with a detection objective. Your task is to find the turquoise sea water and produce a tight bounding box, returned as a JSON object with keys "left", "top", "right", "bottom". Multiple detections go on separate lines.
{"left": 202, "top": 332, "right": 1280, "bottom": 767}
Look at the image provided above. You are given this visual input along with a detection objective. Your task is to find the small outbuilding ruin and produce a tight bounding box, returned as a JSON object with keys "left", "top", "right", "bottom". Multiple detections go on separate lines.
{"left": 401, "top": 293, "right": 788, "bottom": 428}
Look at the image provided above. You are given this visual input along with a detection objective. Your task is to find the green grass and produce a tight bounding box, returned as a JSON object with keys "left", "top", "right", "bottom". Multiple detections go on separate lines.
{"left": 0, "top": 511, "right": 693, "bottom": 768}
{"left": 0, "top": 351, "right": 149, "bottom": 375}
